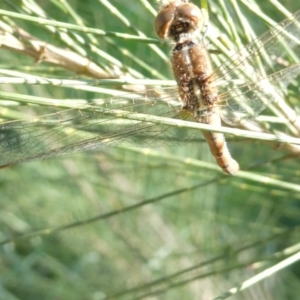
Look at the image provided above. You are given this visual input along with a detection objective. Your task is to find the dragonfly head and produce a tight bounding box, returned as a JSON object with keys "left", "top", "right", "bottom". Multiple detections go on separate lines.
{"left": 154, "top": 1, "right": 203, "bottom": 43}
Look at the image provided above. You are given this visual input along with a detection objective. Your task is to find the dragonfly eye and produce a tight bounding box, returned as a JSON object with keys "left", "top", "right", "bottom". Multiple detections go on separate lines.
{"left": 176, "top": 4, "right": 202, "bottom": 30}
{"left": 154, "top": 2, "right": 202, "bottom": 40}
{"left": 154, "top": 3, "right": 177, "bottom": 39}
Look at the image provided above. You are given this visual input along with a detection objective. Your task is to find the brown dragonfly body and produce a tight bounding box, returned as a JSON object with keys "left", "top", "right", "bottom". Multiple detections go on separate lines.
{"left": 155, "top": 1, "right": 239, "bottom": 174}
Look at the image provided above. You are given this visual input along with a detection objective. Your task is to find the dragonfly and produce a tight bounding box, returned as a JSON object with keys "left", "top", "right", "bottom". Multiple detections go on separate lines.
{"left": 0, "top": 1, "right": 300, "bottom": 174}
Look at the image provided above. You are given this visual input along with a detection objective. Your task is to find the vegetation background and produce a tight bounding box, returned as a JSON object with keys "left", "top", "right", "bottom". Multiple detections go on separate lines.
{"left": 1, "top": 0, "right": 300, "bottom": 299}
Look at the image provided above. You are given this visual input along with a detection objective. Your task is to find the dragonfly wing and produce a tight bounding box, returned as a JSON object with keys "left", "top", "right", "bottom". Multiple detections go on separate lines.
{"left": 212, "top": 10, "right": 300, "bottom": 122}
{"left": 218, "top": 63, "right": 300, "bottom": 124}
{"left": 0, "top": 88, "right": 189, "bottom": 167}
{"left": 216, "top": 10, "right": 300, "bottom": 80}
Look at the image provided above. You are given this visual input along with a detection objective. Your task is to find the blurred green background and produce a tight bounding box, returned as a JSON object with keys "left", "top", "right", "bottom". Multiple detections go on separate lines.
{"left": 1, "top": 0, "right": 300, "bottom": 299}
